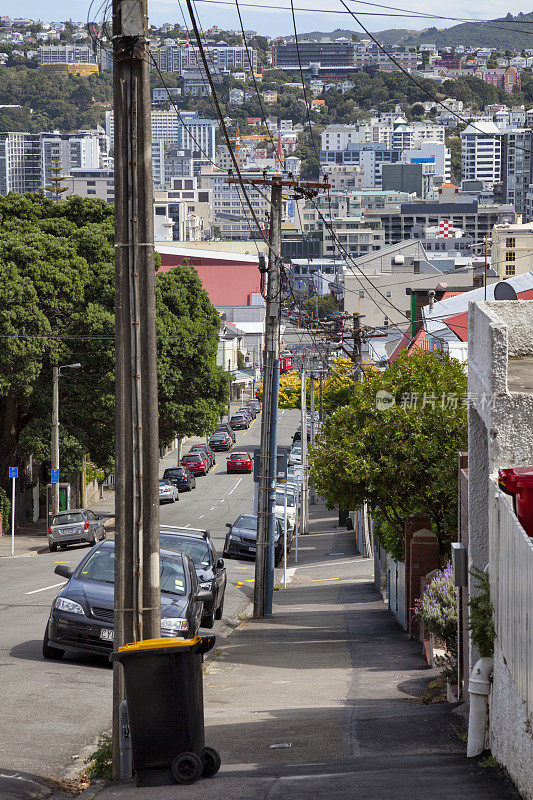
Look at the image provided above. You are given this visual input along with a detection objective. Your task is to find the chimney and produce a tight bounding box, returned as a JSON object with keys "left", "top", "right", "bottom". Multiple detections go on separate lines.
{"left": 472, "top": 274, "right": 484, "bottom": 288}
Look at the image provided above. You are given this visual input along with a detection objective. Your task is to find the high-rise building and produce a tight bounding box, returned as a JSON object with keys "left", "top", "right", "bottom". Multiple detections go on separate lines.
{"left": 461, "top": 122, "right": 502, "bottom": 188}
{"left": 271, "top": 41, "right": 355, "bottom": 69}
{"left": 151, "top": 44, "right": 257, "bottom": 75}
{"left": 0, "top": 132, "right": 41, "bottom": 194}
{"left": 105, "top": 110, "right": 217, "bottom": 160}
{"left": 501, "top": 128, "right": 533, "bottom": 218}
{"left": 38, "top": 45, "right": 96, "bottom": 66}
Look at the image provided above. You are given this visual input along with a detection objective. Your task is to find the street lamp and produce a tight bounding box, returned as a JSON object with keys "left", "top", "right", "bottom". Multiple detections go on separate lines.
{"left": 51, "top": 363, "right": 81, "bottom": 518}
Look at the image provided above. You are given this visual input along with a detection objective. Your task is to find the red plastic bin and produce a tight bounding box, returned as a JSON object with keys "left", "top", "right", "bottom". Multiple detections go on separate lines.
{"left": 498, "top": 467, "right": 533, "bottom": 537}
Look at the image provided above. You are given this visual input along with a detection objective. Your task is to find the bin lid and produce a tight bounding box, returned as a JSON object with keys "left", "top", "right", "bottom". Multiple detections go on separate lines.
{"left": 118, "top": 636, "right": 201, "bottom": 653}
{"left": 499, "top": 466, "right": 533, "bottom": 491}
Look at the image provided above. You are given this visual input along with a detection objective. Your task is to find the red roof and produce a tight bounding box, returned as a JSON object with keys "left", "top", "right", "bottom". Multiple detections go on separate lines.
{"left": 156, "top": 248, "right": 262, "bottom": 307}
{"left": 389, "top": 327, "right": 430, "bottom": 361}
{"left": 440, "top": 287, "right": 533, "bottom": 342}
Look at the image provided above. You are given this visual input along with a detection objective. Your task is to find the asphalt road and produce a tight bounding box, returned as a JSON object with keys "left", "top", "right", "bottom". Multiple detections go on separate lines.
{"left": 0, "top": 406, "right": 300, "bottom": 787}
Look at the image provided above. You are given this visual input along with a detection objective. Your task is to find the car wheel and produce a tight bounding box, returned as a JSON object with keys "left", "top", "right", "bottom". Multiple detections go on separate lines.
{"left": 42, "top": 623, "right": 64, "bottom": 660}
{"left": 172, "top": 752, "right": 203, "bottom": 785}
{"left": 60, "top": 544, "right": 68, "bottom": 550}
{"left": 49, "top": 543, "right": 58, "bottom": 552}
{"left": 201, "top": 609, "right": 215, "bottom": 629}
{"left": 215, "top": 597, "right": 224, "bottom": 620}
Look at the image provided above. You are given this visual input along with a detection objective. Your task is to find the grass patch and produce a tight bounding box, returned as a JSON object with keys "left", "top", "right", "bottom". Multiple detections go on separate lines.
{"left": 421, "top": 676, "right": 448, "bottom": 704}
{"left": 85, "top": 733, "right": 112, "bottom": 780}
{"left": 238, "top": 610, "right": 252, "bottom": 620}
{"left": 478, "top": 755, "right": 499, "bottom": 769}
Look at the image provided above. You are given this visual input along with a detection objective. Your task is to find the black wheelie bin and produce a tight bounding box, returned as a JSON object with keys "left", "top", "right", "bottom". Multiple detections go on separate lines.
{"left": 111, "top": 634, "right": 220, "bottom": 786}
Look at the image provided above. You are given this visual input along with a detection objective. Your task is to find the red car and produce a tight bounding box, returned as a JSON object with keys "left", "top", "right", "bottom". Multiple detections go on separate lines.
{"left": 181, "top": 452, "right": 207, "bottom": 476}
{"left": 227, "top": 452, "right": 252, "bottom": 474}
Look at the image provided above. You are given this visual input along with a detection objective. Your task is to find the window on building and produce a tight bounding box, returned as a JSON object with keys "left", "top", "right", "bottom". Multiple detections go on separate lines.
{"left": 384, "top": 316, "right": 389, "bottom": 327}
{"left": 505, "top": 263, "right": 516, "bottom": 276}
{"left": 359, "top": 290, "right": 364, "bottom": 299}
{"left": 506, "top": 251, "right": 516, "bottom": 261}
{"left": 506, "top": 237, "right": 515, "bottom": 248}
{"left": 386, "top": 291, "right": 391, "bottom": 298}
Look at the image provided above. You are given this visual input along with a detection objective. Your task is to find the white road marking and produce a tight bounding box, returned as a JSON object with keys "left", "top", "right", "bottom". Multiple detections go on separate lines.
{"left": 184, "top": 524, "right": 191, "bottom": 528}
{"left": 198, "top": 515, "right": 205, "bottom": 519}
{"left": 228, "top": 477, "right": 243, "bottom": 496}
{"left": 210, "top": 506, "right": 216, "bottom": 511}
{"left": 25, "top": 582, "right": 65, "bottom": 595}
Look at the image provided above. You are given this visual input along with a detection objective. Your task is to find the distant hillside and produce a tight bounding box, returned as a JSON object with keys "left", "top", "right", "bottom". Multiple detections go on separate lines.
{"left": 286, "top": 28, "right": 359, "bottom": 42}
{"left": 404, "top": 11, "right": 533, "bottom": 49}
{"left": 372, "top": 29, "right": 424, "bottom": 47}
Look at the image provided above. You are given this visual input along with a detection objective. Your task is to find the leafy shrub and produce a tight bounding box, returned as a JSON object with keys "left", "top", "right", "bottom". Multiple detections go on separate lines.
{"left": 415, "top": 563, "right": 458, "bottom": 682}
{"left": 468, "top": 567, "right": 495, "bottom": 658}
{"left": 85, "top": 733, "right": 112, "bottom": 780}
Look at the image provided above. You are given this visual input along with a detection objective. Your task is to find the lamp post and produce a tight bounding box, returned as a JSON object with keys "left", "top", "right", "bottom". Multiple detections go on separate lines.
{"left": 51, "top": 363, "right": 81, "bottom": 518}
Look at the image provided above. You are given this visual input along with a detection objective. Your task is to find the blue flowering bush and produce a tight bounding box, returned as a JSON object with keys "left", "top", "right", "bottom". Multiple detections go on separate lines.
{"left": 415, "top": 563, "right": 458, "bottom": 682}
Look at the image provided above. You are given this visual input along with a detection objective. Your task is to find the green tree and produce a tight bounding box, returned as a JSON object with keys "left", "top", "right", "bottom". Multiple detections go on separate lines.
{"left": 310, "top": 350, "right": 467, "bottom": 558}
{"left": 0, "top": 193, "right": 229, "bottom": 491}
{"left": 303, "top": 293, "right": 339, "bottom": 318}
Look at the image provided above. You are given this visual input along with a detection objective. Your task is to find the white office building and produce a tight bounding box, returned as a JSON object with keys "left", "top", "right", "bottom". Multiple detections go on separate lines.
{"left": 105, "top": 110, "right": 217, "bottom": 160}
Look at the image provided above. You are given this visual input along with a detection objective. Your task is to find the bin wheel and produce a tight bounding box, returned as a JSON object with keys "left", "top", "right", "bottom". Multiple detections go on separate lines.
{"left": 201, "top": 747, "right": 221, "bottom": 778}
{"left": 172, "top": 752, "right": 203, "bottom": 784}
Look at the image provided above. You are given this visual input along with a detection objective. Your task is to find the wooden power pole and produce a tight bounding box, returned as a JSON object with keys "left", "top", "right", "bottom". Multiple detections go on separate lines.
{"left": 112, "top": 0, "right": 161, "bottom": 778}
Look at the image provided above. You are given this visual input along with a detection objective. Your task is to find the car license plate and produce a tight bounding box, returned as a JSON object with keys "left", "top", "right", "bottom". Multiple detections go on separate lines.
{"left": 100, "top": 628, "right": 114, "bottom": 641}
{"left": 249, "top": 546, "right": 256, "bottom": 553}
{"left": 61, "top": 528, "right": 73, "bottom": 535}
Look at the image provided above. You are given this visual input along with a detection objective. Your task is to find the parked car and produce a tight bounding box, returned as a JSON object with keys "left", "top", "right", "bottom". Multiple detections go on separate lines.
{"left": 159, "top": 528, "right": 227, "bottom": 628}
{"left": 48, "top": 509, "right": 106, "bottom": 553}
{"left": 208, "top": 431, "right": 232, "bottom": 451}
{"left": 215, "top": 423, "right": 235, "bottom": 443}
{"left": 246, "top": 399, "right": 261, "bottom": 414}
{"left": 274, "top": 487, "right": 297, "bottom": 532}
{"left": 223, "top": 514, "right": 284, "bottom": 566}
{"left": 230, "top": 413, "right": 249, "bottom": 430}
{"left": 42, "top": 541, "right": 213, "bottom": 659}
{"left": 239, "top": 405, "right": 255, "bottom": 420}
{"left": 181, "top": 452, "right": 208, "bottom": 476}
{"left": 227, "top": 451, "right": 252, "bottom": 474}
{"left": 189, "top": 444, "right": 215, "bottom": 469}
{"left": 288, "top": 445, "right": 302, "bottom": 466}
{"left": 159, "top": 479, "right": 180, "bottom": 504}
{"left": 162, "top": 466, "right": 196, "bottom": 492}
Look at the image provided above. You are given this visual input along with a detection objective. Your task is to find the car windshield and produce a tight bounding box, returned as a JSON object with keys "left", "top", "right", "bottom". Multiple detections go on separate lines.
{"left": 182, "top": 455, "right": 200, "bottom": 461}
{"left": 275, "top": 492, "right": 295, "bottom": 507}
{"left": 159, "top": 481, "right": 171, "bottom": 487}
{"left": 210, "top": 434, "right": 225, "bottom": 440}
{"left": 160, "top": 535, "right": 211, "bottom": 567}
{"left": 52, "top": 512, "right": 84, "bottom": 525}
{"left": 78, "top": 548, "right": 186, "bottom": 595}
{"left": 236, "top": 515, "right": 257, "bottom": 531}
{"left": 164, "top": 469, "right": 184, "bottom": 476}
{"left": 231, "top": 453, "right": 248, "bottom": 459}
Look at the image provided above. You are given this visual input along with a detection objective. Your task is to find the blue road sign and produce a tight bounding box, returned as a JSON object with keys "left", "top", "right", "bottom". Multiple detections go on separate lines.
{"left": 9, "top": 467, "right": 18, "bottom": 479}
{"left": 51, "top": 469, "right": 59, "bottom": 484}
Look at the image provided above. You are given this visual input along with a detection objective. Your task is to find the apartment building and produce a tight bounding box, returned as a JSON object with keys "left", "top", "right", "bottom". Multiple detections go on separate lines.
{"left": 461, "top": 121, "right": 502, "bottom": 188}
{"left": 0, "top": 132, "right": 41, "bottom": 194}
{"left": 271, "top": 41, "right": 355, "bottom": 69}
{"left": 64, "top": 168, "right": 115, "bottom": 202}
{"left": 490, "top": 222, "right": 533, "bottom": 279}
{"left": 501, "top": 128, "right": 533, "bottom": 218}
{"left": 0, "top": 130, "right": 107, "bottom": 196}
{"left": 199, "top": 165, "right": 270, "bottom": 240}
{"left": 105, "top": 110, "right": 216, "bottom": 160}
{"left": 151, "top": 44, "right": 257, "bottom": 75}
{"left": 38, "top": 44, "right": 96, "bottom": 66}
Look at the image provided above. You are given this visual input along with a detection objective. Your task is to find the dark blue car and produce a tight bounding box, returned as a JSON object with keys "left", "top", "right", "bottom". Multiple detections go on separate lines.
{"left": 42, "top": 540, "right": 212, "bottom": 660}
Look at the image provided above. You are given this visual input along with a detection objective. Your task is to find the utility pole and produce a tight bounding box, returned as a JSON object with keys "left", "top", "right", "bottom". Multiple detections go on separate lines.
{"left": 227, "top": 173, "right": 329, "bottom": 617}
{"left": 300, "top": 363, "right": 309, "bottom": 535}
{"left": 51, "top": 366, "right": 59, "bottom": 521}
{"left": 254, "top": 177, "right": 282, "bottom": 619}
{"left": 112, "top": 0, "right": 161, "bottom": 779}
{"left": 352, "top": 313, "right": 363, "bottom": 386}
{"left": 319, "top": 373, "right": 324, "bottom": 423}
{"left": 309, "top": 373, "right": 315, "bottom": 505}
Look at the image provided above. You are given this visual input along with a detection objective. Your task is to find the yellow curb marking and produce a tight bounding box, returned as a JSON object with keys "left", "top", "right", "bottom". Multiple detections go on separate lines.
{"left": 245, "top": 578, "right": 255, "bottom": 583}
{"left": 311, "top": 577, "right": 340, "bottom": 582}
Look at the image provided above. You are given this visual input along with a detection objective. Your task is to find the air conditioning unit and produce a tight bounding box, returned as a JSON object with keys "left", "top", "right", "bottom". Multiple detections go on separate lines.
{"left": 392, "top": 255, "right": 405, "bottom": 265}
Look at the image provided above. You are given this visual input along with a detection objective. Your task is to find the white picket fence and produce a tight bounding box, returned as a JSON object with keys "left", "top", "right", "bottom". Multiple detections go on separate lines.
{"left": 489, "top": 479, "right": 533, "bottom": 723}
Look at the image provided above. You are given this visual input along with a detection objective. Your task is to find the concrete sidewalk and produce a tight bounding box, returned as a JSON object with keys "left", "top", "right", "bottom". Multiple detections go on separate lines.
{"left": 88, "top": 502, "right": 520, "bottom": 800}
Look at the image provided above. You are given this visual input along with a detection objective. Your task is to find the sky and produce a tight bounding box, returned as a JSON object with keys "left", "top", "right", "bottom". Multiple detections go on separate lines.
{"left": 3, "top": 0, "right": 532, "bottom": 38}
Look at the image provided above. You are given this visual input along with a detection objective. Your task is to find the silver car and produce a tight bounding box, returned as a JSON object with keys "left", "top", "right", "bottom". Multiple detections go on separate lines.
{"left": 48, "top": 509, "right": 106, "bottom": 552}
{"left": 159, "top": 479, "right": 180, "bottom": 504}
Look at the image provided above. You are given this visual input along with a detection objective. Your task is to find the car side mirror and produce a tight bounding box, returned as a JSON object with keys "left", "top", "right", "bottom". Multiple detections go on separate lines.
{"left": 195, "top": 589, "right": 214, "bottom": 603}
{"left": 54, "top": 564, "right": 73, "bottom": 579}
{"left": 217, "top": 558, "right": 225, "bottom": 568}
{"left": 226, "top": 522, "right": 232, "bottom": 528}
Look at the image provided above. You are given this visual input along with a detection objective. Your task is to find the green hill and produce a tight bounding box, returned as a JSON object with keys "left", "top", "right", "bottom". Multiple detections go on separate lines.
{"left": 405, "top": 12, "right": 533, "bottom": 49}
